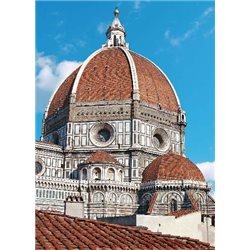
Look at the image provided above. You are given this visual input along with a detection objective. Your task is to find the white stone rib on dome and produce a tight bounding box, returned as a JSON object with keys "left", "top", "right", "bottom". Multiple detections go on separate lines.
{"left": 44, "top": 63, "right": 80, "bottom": 119}
{"left": 44, "top": 48, "right": 104, "bottom": 120}
{"left": 129, "top": 49, "right": 182, "bottom": 109}
{"left": 71, "top": 47, "right": 105, "bottom": 97}
{"left": 119, "top": 47, "right": 140, "bottom": 101}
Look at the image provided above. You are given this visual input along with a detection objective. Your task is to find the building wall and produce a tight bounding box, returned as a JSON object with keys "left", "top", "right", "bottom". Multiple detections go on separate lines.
{"left": 99, "top": 213, "right": 215, "bottom": 246}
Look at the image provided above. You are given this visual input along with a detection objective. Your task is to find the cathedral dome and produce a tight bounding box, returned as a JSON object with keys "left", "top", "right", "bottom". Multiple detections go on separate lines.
{"left": 46, "top": 47, "right": 180, "bottom": 117}
{"left": 142, "top": 154, "right": 205, "bottom": 183}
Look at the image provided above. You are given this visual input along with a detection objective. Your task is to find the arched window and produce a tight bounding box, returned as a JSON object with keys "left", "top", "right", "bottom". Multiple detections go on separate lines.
{"left": 141, "top": 193, "right": 151, "bottom": 206}
{"left": 109, "top": 193, "right": 117, "bottom": 203}
{"left": 118, "top": 170, "right": 123, "bottom": 182}
{"left": 212, "top": 216, "right": 215, "bottom": 226}
{"left": 107, "top": 168, "right": 115, "bottom": 181}
{"left": 93, "top": 192, "right": 104, "bottom": 203}
{"left": 52, "top": 132, "right": 59, "bottom": 145}
{"left": 194, "top": 193, "right": 204, "bottom": 211}
{"left": 120, "top": 194, "right": 133, "bottom": 204}
{"left": 93, "top": 168, "right": 101, "bottom": 180}
{"left": 82, "top": 169, "right": 87, "bottom": 180}
{"left": 170, "top": 199, "right": 177, "bottom": 212}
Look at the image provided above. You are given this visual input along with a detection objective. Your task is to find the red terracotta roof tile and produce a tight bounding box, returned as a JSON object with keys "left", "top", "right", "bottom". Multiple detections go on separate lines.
{"left": 46, "top": 47, "right": 180, "bottom": 119}
{"left": 85, "top": 151, "right": 119, "bottom": 164}
{"left": 147, "top": 192, "right": 158, "bottom": 214}
{"left": 76, "top": 48, "right": 133, "bottom": 103}
{"left": 36, "top": 210, "right": 214, "bottom": 249}
{"left": 47, "top": 66, "right": 81, "bottom": 117}
{"left": 166, "top": 192, "right": 200, "bottom": 218}
{"left": 130, "top": 51, "right": 179, "bottom": 112}
{"left": 167, "top": 208, "right": 198, "bottom": 218}
{"left": 142, "top": 153, "right": 205, "bottom": 182}
{"left": 188, "top": 192, "right": 199, "bottom": 210}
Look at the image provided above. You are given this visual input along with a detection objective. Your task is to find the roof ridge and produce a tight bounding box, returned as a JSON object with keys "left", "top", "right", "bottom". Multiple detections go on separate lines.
{"left": 36, "top": 210, "right": 214, "bottom": 249}
{"left": 146, "top": 192, "right": 158, "bottom": 214}
{"left": 187, "top": 192, "right": 199, "bottom": 210}
{"left": 85, "top": 151, "right": 119, "bottom": 164}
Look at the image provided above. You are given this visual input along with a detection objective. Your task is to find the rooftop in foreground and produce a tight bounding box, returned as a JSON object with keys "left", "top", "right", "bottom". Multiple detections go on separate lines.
{"left": 36, "top": 210, "right": 214, "bottom": 249}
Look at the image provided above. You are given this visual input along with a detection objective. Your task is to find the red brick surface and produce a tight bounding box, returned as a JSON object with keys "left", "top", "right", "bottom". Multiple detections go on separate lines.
{"left": 147, "top": 192, "right": 158, "bottom": 214}
{"left": 76, "top": 48, "right": 133, "bottom": 102}
{"left": 167, "top": 208, "right": 198, "bottom": 218}
{"left": 85, "top": 151, "right": 119, "bottom": 164}
{"left": 47, "top": 47, "right": 180, "bottom": 117}
{"left": 142, "top": 154, "right": 205, "bottom": 183}
{"left": 47, "top": 66, "right": 80, "bottom": 116}
{"left": 167, "top": 193, "right": 200, "bottom": 218}
{"left": 130, "top": 51, "right": 179, "bottom": 112}
{"left": 36, "top": 210, "right": 214, "bottom": 249}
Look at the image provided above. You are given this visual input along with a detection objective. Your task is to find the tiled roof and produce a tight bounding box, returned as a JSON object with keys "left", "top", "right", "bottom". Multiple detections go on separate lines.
{"left": 36, "top": 210, "right": 214, "bottom": 249}
{"left": 167, "top": 192, "right": 199, "bottom": 218}
{"left": 167, "top": 209, "right": 198, "bottom": 218}
{"left": 46, "top": 47, "right": 180, "bottom": 117}
{"left": 130, "top": 51, "right": 179, "bottom": 112}
{"left": 76, "top": 48, "right": 133, "bottom": 102}
{"left": 147, "top": 192, "right": 158, "bottom": 214}
{"left": 47, "top": 66, "right": 81, "bottom": 117}
{"left": 85, "top": 151, "right": 119, "bottom": 164}
{"left": 142, "top": 153, "right": 205, "bottom": 183}
{"left": 187, "top": 192, "right": 199, "bottom": 210}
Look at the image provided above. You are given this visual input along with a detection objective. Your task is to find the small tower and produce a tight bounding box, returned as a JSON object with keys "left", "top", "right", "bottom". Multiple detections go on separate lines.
{"left": 177, "top": 108, "right": 187, "bottom": 156}
{"left": 104, "top": 7, "right": 129, "bottom": 48}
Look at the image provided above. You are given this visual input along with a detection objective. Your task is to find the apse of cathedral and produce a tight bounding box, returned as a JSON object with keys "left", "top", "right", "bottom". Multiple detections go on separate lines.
{"left": 35, "top": 7, "right": 214, "bottom": 224}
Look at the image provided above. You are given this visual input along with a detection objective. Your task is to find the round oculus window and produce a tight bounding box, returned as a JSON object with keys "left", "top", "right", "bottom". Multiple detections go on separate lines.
{"left": 35, "top": 162, "right": 43, "bottom": 175}
{"left": 97, "top": 129, "right": 111, "bottom": 142}
{"left": 152, "top": 128, "right": 170, "bottom": 151}
{"left": 90, "top": 123, "right": 115, "bottom": 147}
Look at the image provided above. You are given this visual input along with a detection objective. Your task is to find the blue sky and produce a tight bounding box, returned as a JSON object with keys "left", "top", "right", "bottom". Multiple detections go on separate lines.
{"left": 36, "top": 1, "right": 214, "bottom": 166}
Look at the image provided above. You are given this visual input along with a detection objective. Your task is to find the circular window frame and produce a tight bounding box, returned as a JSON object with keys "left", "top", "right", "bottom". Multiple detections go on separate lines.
{"left": 152, "top": 128, "right": 170, "bottom": 152}
{"left": 89, "top": 123, "right": 115, "bottom": 147}
{"left": 35, "top": 158, "right": 46, "bottom": 176}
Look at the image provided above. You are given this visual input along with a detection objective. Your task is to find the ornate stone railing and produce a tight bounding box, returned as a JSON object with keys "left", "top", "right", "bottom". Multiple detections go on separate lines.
{"left": 36, "top": 176, "right": 140, "bottom": 190}
{"left": 140, "top": 180, "right": 210, "bottom": 190}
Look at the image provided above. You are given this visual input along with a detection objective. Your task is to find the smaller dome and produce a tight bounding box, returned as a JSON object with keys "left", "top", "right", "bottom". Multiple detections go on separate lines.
{"left": 85, "top": 151, "right": 119, "bottom": 164}
{"left": 142, "top": 154, "right": 205, "bottom": 183}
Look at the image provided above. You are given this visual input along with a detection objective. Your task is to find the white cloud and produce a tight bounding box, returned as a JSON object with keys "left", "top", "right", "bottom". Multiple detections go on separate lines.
{"left": 170, "top": 37, "right": 181, "bottom": 47}
{"left": 74, "top": 39, "right": 86, "bottom": 48}
{"left": 164, "top": 30, "right": 170, "bottom": 38}
{"left": 164, "top": 6, "right": 214, "bottom": 47}
{"left": 133, "top": 1, "right": 141, "bottom": 10}
{"left": 203, "top": 7, "right": 214, "bottom": 17}
{"left": 97, "top": 22, "right": 108, "bottom": 35}
{"left": 196, "top": 161, "right": 215, "bottom": 181}
{"left": 61, "top": 43, "right": 75, "bottom": 53}
{"left": 203, "top": 26, "right": 215, "bottom": 38}
{"left": 197, "top": 161, "right": 215, "bottom": 198}
{"left": 57, "top": 20, "right": 64, "bottom": 27}
{"left": 36, "top": 53, "right": 81, "bottom": 92}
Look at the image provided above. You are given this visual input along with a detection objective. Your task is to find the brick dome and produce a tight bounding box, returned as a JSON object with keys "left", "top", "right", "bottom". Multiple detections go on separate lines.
{"left": 85, "top": 151, "right": 119, "bottom": 164}
{"left": 46, "top": 47, "right": 180, "bottom": 118}
{"left": 142, "top": 154, "right": 205, "bottom": 183}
